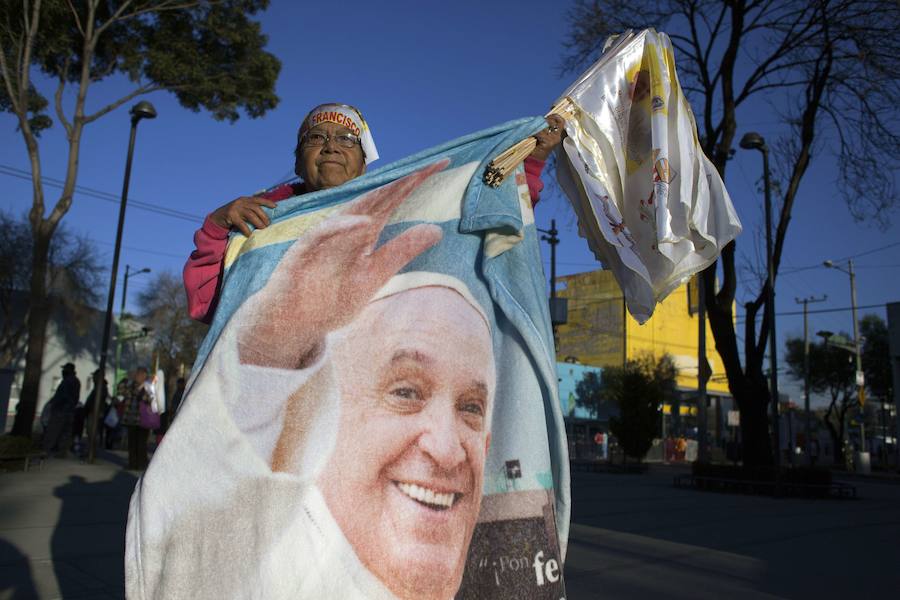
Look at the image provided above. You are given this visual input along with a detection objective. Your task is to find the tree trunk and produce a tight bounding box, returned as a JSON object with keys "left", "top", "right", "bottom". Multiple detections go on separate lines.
{"left": 702, "top": 262, "right": 774, "bottom": 467}
{"left": 734, "top": 378, "right": 774, "bottom": 467}
{"left": 10, "top": 232, "right": 52, "bottom": 437}
{"left": 824, "top": 413, "right": 843, "bottom": 465}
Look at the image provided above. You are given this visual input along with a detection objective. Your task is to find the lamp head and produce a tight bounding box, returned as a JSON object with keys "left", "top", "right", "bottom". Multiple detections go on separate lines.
{"left": 739, "top": 132, "right": 767, "bottom": 151}
{"left": 823, "top": 260, "right": 834, "bottom": 268}
{"left": 816, "top": 330, "right": 834, "bottom": 341}
{"left": 139, "top": 268, "right": 151, "bottom": 274}
{"left": 130, "top": 101, "right": 157, "bottom": 122}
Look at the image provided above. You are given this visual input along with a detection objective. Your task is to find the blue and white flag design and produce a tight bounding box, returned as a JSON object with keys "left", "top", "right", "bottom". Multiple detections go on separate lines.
{"left": 126, "top": 118, "right": 569, "bottom": 600}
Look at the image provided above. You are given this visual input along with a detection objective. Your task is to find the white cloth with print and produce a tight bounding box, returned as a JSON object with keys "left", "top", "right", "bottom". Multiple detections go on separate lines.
{"left": 556, "top": 28, "right": 742, "bottom": 323}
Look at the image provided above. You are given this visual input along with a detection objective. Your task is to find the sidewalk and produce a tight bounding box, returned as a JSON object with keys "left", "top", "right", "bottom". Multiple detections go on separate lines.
{"left": 0, "top": 451, "right": 136, "bottom": 599}
{"left": 4, "top": 457, "right": 899, "bottom": 599}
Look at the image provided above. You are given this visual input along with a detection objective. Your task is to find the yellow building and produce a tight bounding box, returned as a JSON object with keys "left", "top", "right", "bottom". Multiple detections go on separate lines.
{"left": 555, "top": 269, "right": 730, "bottom": 395}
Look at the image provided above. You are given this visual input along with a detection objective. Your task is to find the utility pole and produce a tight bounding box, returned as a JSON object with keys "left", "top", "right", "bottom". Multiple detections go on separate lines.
{"left": 115, "top": 265, "right": 150, "bottom": 384}
{"left": 796, "top": 295, "right": 826, "bottom": 467}
{"left": 824, "top": 258, "right": 867, "bottom": 461}
{"left": 539, "top": 219, "right": 566, "bottom": 351}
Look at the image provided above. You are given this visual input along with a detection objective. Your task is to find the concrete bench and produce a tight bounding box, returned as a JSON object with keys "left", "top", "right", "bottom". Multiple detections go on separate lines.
{"left": 673, "top": 473, "right": 856, "bottom": 499}
{"left": 0, "top": 452, "right": 47, "bottom": 472}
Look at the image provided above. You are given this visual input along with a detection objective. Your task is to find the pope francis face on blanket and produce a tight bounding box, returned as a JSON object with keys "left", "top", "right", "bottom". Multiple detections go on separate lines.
{"left": 232, "top": 160, "right": 496, "bottom": 599}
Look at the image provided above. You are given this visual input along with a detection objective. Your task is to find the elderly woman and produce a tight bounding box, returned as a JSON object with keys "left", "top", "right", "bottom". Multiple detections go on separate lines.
{"left": 182, "top": 103, "right": 564, "bottom": 323}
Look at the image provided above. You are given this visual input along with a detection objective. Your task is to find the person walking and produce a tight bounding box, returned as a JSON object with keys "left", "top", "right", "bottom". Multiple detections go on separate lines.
{"left": 121, "top": 367, "right": 155, "bottom": 470}
{"left": 81, "top": 369, "right": 110, "bottom": 455}
{"left": 104, "top": 379, "right": 128, "bottom": 450}
{"left": 42, "top": 363, "right": 81, "bottom": 458}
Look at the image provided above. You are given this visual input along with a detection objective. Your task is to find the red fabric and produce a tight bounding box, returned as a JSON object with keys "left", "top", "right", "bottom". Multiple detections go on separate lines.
{"left": 523, "top": 156, "right": 546, "bottom": 207}
{"left": 184, "top": 161, "right": 547, "bottom": 323}
{"left": 183, "top": 183, "right": 302, "bottom": 323}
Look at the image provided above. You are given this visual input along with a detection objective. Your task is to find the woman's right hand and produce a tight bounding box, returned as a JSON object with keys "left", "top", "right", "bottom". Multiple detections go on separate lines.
{"left": 209, "top": 196, "right": 278, "bottom": 237}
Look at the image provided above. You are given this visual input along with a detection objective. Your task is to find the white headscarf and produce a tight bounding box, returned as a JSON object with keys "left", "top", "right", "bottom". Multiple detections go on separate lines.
{"left": 300, "top": 103, "right": 379, "bottom": 164}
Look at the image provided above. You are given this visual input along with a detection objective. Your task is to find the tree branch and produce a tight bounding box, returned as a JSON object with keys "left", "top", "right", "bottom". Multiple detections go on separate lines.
{"left": 54, "top": 57, "right": 73, "bottom": 137}
{"left": 64, "top": 0, "right": 85, "bottom": 38}
{"left": 90, "top": 0, "right": 135, "bottom": 41}
{"left": 0, "top": 30, "right": 22, "bottom": 115}
{"left": 19, "top": 0, "right": 42, "bottom": 106}
{"left": 771, "top": 42, "right": 833, "bottom": 284}
{"left": 94, "top": 0, "right": 203, "bottom": 40}
{"left": 82, "top": 84, "right": 162, "bottom": 124}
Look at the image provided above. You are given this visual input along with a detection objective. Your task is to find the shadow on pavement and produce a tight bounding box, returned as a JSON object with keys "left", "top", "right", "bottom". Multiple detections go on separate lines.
{"left": 51, "top": 469, "right": 138, "bottom": 599}
{"left": 565, "top": 466, "right": 900, "bottom": 599}
{"left": 0, "top": 538, "right": 39, "bottom": 599}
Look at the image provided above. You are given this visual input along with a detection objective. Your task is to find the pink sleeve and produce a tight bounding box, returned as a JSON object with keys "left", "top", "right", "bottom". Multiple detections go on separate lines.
{"left": 524, "top": 157, "right": 546, "bottom": 207}
{"left": 183, "top": 184, "right": 300, "bottom": 323}
{"left": 183, "top": 216, "right": 230, "bottom": 324}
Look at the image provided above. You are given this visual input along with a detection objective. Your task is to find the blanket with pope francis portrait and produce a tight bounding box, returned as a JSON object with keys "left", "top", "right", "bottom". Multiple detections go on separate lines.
{"left": 126, "top": 117, "right": 572, "bottom": 600}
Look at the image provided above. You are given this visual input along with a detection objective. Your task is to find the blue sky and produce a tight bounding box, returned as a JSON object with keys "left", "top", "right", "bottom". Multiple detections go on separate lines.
{"left": 1, "top": 0, "right": 898, "bottom": 406}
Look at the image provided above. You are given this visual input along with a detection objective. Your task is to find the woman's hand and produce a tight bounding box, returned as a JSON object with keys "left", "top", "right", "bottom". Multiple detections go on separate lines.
{"left": 209, "top": 196, "right": 278, "bottom": 237}
{"left": 530, "top": 114, "right": 567, "bottom": 161}
{"left": 235, "top": 160, "right": 448, "bottom": 370}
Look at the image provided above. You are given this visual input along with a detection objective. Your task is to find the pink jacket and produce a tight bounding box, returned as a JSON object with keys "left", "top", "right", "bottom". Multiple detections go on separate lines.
{"left": 184, "top": 158, "right": 547, "bottom": 323}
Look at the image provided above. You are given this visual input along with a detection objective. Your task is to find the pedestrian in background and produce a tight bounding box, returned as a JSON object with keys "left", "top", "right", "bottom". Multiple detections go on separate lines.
{"left": 82, "top": 369, "right": 110, "bottom": 454}
{"left": 121, "top": 367, "right": 154, "bottom": 470}
{"left": 42, "top": 363, "right": 81, "bottom": 457}
{"left": 104, "top": 379, "right": 128, "bottom": 450}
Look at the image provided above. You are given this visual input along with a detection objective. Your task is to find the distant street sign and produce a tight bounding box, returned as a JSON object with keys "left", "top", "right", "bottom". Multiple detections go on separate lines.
{"left": 727, "top": 410, "right": 740, "bottom": 427}
{"left": 856, "top": 370, "right": 865, "bottom": 387}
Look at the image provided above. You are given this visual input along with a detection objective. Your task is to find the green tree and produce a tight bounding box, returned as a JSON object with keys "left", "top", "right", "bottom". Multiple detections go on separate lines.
{"left": 574, "top": 370, "right": 604, "bottom": 418}
{"left": 135, "top": 271, "right": 207, "bottom": 387}
{"left": 1, "top": 1, "right": 280, "bottom": 436}
{"left": 562, "top": 0, "right": 900, "bottom": 465}
{"left": 604, "top": 354, "right": 677, "bottom": 462}
{"left": 785, "top": 335, "right": 855, "bottom": 460}
{"left": 860, "top": 314, "right": 890, "bottom": 403}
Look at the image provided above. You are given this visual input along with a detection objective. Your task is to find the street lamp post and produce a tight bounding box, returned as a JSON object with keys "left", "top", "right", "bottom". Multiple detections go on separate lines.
{"left": 824, "top": 258, "right": 867, "bottom": 460}
{"left": 740, "top": 132, "right": 782, "bottom": 470}
{"left": 114, "top": 264, "right": 151, "bottom": 384}
{"left": 87, "top": 101, "right": 157, "bottom": 464}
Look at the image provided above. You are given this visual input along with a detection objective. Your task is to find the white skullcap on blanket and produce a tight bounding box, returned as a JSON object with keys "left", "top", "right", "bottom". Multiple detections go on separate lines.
{"left": 369, "top": 271, "right": 492, "bottom": 333}
{"left": 300, "top": 102, "right": 379, "bottom": 164}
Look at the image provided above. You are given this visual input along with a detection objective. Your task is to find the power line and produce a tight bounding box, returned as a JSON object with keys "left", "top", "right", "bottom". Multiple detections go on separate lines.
{"left": 776, "top": 241, "right": 900, "bottom": 274}
{"left": 837, "top": 240, "right": 900, "bottom": 262}
{"left": 0, "top": 164, "right": 203, "bottom": 224}
{"left": 735, "top": 302, "right": 886, "bottom": 322}
{"left": 90, "top": 237, "right": 188, "bottom": 260}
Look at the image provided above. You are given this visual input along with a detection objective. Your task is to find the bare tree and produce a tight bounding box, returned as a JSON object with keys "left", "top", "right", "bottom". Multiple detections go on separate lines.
{"left": 561, "top": 0, "right": 900, "bottom": 465}
{"left": 0, "top": 211, "right": 103, "bottom": 368}
{"left": 135, "top": 271, "right": 207, "bottom": 385}
{"left": 1, "top": 1, "right": 280, "bottom": 435}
